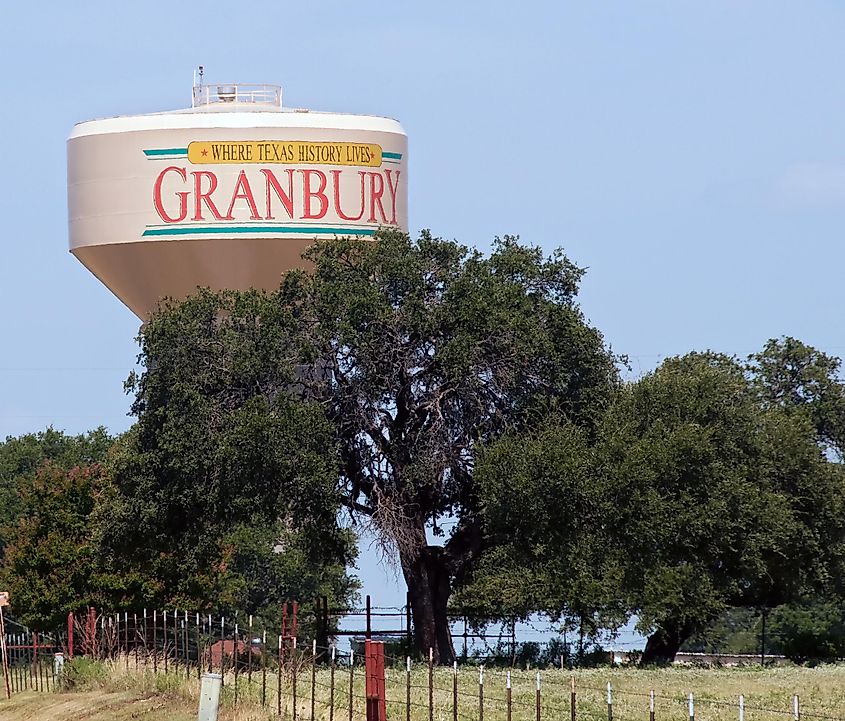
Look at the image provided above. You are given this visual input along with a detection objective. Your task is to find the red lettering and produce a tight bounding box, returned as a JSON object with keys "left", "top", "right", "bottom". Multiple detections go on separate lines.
{"left": 191, "top": 171, "right": 224, "bottom": 221}
{"left": 331, "top": 170, "right": 366, "bottom": 221}
{"left": 152, "top": 166, "right": 189, "bottom": 223}
{"left": 301, "top": 169, "right": 329, "bottom": 220}
{"left": 368, "top": 172, "right": 387, "bottom": 223}
{"left": 224, "top": 170, "right": 261, "bottom": 220}
{"left": 261, "top": 168, "right": 295, "bottom": 219}
{"left": 384, "top": 170, "right": 401, "bottom": 226}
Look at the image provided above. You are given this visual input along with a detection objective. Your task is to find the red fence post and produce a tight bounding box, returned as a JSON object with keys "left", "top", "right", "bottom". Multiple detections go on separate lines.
{"left": 86, "top": 607, "right": 96, "bottom": 658}
{"left": 365, "top": 640, "right": 386, "bottom": 721}
{"left": 67, "top": 612, "right": 74, "bottom": 659}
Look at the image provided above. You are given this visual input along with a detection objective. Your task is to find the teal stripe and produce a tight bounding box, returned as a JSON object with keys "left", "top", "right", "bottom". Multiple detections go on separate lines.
{"left": 144, "top": 148, "right": 188, "bottom": 157}
{"left": 383, "top": 151, "right": 402, "bottom": 159}
{"left": 142, "top": 225, "right": 376, "bottom": 237}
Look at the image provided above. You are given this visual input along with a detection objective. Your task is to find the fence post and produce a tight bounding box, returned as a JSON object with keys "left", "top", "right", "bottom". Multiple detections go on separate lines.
{"left": 0, "top": 605, "right": 9, "bottom": 700}
{"left": 428, "top": 647, "right": 434, "bottom": 721}
{"left": 650, "top": 689, "right": 655, "bottom": 721}
{"left": 311, "top": 639, "right": 317, "bottom": 721}
{"left": 348, "top": 649, "right": 355, "bottom": 721}
{"left": 198, "top": 672, "right": 222, "bottom": 721}
{"left": 67, "top": 612, "right": 74, "bottom": 659}
{"left": 535, "top": 672, "right": 541, "bottom": 721}
{"left": 478, "top": 665, "right": 484, "bottom": 721}
{"left": 261, "top": 629, "right": 267, "bottom": 707}
{"left": 739, "top": 694, "right": 745, "bottom": 721}
{"left": 406, "top": 657, "right": 412, "bottom": 721}
{"left": 453, "top": 661, "right": 458, "bottom": 721}
{"left": 506, "top": 670, "right": 512, "bottom": 721}
{"left": 570, "top": 676, "right": 576, "bottom": 721}
{"left": 163, "top": 611, "right": 168, "bottom": 674}
{"left": 365, "top": 640, "right": 386, "bottom": 721}
{"left": 292, "top": 637, "right": 299, "bottom": 721}
{"left": 793, "top": 695, "right": 800, "bottom": 721}
{"left": 607, "top": 681, "right": 612, "bottom": 721}
{"left": 277, "top": 634, "right": 282, "bottom": 718}
{"left": 233, "top": 623, "right": 238, "bottom": 705}
{"left": 330, "top": 645, "right": 336, "bottom": 721}
{"left": 124, "top": 612, "right": 129, "bottom": 670}
{"left": 688, "top": 692, "right": 694, "bottom": 721}
{"left": 248, "top": 616, "right": 253, "bottom": 686}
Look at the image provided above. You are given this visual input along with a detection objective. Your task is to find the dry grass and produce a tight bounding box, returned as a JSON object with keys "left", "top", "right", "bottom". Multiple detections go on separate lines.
{"left": 0, "top": 658, "right": 843, "bottom": 721}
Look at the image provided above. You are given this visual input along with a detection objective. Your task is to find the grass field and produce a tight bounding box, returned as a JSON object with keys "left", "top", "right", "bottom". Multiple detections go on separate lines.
{"left": 0, "top": 659, "right": 843, "bottom": 721}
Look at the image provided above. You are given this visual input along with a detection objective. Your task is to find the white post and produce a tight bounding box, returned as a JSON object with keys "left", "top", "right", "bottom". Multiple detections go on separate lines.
{"left": 688, "top": 692, "right": 694, "bottom": 721}
{"left": 793, "top": 694, "right": 800, "bottom": 720}
{"left": 507, "top": 670, "right": 511, "bottom": 689}
{"left": 739, "top": 694, "right": 745, "bottom": 721}
{"left": 198, "top": 672, "right": 222, "bottom": 721}
{"left": 54, "top": 652, "right": 65, "bottom": 678}
{"left": 607, "top": 681, "right": 612, "bottom": 706}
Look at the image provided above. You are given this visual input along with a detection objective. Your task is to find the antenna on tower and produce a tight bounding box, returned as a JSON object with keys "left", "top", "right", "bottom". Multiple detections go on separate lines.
{"left": 192, "top": 66, "right": 206, "bottom": 107}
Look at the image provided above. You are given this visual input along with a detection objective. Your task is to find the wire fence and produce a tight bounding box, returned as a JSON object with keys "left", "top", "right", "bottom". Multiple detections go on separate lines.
{"left": 0, "top": 607, "right": 841, "bottom": 721}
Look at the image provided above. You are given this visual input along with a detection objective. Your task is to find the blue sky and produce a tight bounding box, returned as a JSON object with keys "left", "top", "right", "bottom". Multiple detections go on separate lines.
{"left": 1, "top": 0, "right": 844, "bottom": 619}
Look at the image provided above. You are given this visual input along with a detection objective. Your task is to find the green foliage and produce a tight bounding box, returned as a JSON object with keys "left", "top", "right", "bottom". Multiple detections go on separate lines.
{"left": 457, "top": 421, "right": 624, "bottom": 628}
{"left": 0, "top": 427, "right": 112, "bottom": 553}
{"left": 470, "top": 347, "right": 845, "bottom": 663}
{"left": 110, "top": 287, "right": 358, "bottom": 615}
{"left": 112, "top": 230, "right": 618, "bottom": 660}
{"left": 1, "top": 462, "right": 120, "bottom": 629}
{"left": 605, "top": 352, "right": 845, "bottom": 659}
{"left": 768, "top": 602, "right": 845, "bottom": 664}
{"left": 59, "top": 656, "right": 111, "bottom": 690}
{"left": 749, "top": 337, "right": 845, "bottom": 459}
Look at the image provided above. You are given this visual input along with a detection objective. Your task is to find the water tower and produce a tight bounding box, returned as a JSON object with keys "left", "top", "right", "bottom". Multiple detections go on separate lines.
{"left": 68, "top": 76, "right": 408, "bottom": 319}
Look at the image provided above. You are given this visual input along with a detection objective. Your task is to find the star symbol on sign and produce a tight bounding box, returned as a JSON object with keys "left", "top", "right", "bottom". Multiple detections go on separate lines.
{"left": 201, "top": 149, "right": 208, "bottom": 157}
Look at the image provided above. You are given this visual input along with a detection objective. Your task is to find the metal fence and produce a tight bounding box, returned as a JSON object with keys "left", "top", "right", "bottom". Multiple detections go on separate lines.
{"left": 1, "top": 604, "right": 843, "bottom": 721}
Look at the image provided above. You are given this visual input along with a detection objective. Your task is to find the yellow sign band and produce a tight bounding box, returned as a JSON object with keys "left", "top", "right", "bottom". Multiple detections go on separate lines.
{"left": 187, "top": 141, "right": 383, "bottom": 167}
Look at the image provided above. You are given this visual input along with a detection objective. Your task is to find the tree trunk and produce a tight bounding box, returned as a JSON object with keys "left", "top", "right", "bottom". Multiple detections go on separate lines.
{"left": 401, "top": 544, "right": 455, "bottom": 664}
{"left": 640, "top": 619, "right": 695, "bottom": 665}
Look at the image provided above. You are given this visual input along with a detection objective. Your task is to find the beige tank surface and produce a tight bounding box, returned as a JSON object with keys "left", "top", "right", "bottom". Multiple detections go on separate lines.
{"left": 68, "top": 80, "right": 408, "bottom": 319}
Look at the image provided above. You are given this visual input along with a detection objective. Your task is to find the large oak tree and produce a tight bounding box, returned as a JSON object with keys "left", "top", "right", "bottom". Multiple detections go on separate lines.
{"left": 126, "top": 230, "right": 620, "bottom": 662}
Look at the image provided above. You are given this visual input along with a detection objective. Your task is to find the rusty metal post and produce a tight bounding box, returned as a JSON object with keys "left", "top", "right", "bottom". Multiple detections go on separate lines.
{"left": 292, "top": 638, "right": 299, "bottom": 721}
{"left": 365, "top": 640, "right": 386, "bottom": 721}
{"left": 67, "top": 612, "right": 74, "bottom": 659}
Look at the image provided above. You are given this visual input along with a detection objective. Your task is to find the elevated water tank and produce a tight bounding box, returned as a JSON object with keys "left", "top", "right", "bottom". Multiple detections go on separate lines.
{"left": 68, "top": 80, "right": 408, "bottom": 319}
